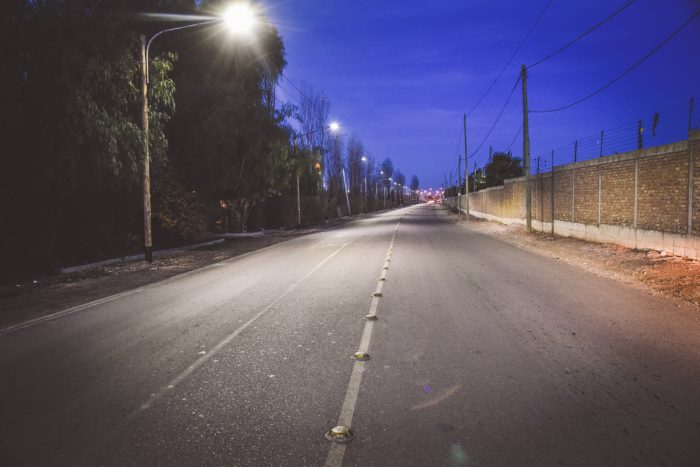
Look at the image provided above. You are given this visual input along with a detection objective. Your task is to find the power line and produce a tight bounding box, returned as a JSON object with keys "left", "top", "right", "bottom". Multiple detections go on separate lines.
{"left": 282, "top": 75, "right": 306, "bottom": 98}
{"left": 527, "top": 0, "right": 637, "bottom": 69}
{"left": 531, "top": 7, "right": 700, "bottom": 113}
{"left": 469, "top": 75, "right": 522, "bottom": 158}
{"left": 276, "top": 81, "right": 302, "bottom": 106}
{"left": 466, "top": 0, "right": 553, "bottom": 117}
{"left": 454, "top": 125, "right": 464, "bottom": 159}
{"left": 505, "top": 124, "right": 522, "bottom": 152}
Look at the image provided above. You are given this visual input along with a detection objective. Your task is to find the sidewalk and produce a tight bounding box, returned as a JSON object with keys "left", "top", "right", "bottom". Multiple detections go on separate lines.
{"left": 443, "top": 207, "right": 700, "bottom": 311}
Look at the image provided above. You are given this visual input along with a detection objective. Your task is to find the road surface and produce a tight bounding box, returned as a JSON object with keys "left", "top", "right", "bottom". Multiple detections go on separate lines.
{"left": 1, "top": 205, "right": 699, "bottom": 466}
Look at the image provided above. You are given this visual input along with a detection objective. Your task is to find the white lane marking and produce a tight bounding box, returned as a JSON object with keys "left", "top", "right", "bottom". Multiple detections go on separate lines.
{"left": 0, "top": 239, "right": 293, "bottom": 337}
{"left": 326, "top": 219, "right": 401, "bottom": 467}
{"left": 0, "top": 208, "right": 411, "bottom": 337}
{"left": 132, "top": 239, "right": 355, "bottom": 416}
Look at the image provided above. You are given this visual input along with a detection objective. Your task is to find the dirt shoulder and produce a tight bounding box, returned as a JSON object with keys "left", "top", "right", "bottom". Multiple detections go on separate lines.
{"left": 443, "top": 207, "right": 700, "bottom": 311}
{"left": 0, "top": 215, "right": 369, "bottom": 331}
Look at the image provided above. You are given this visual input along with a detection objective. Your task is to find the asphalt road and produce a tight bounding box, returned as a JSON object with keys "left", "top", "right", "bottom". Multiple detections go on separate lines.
{"left": 1, "top": 205, "right": 699, "bottom": 466}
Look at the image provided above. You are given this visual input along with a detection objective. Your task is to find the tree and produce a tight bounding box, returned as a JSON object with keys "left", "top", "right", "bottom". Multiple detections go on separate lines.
{"left": 468, "top": 164, "right": 486, "bottom": 192}
{"left": 346, "top": 136, "right": 364, "bottom": 192}
{"left": 163, "top": 3, "right": 289, "bottom": 231}
{"left": 0, "top": 0, "right": 177, "bottom": 276}
{"left": 410, "top": 175, "right": 420, "bottom": 192}
{"left": 484, "top": 151, "right": 523, "bottom": 187}
{"left": 381, "top": 158, "right": 394, "bottom": 188}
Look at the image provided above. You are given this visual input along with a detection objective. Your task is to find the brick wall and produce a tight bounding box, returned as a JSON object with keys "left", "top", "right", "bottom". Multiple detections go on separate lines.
{"left": 573, "top": 166, "right": 599, "bottom": 225}
{"left": 458, "top": 133, "right": 700, "bottom": 256}
{"left": 637, "top": 152, "right": 688, "bottom": 233}
{"left": 691, "top": 134, "right": 700, "bottom": 236}
{"left": 554, "top": 169, "right": 573, "bottom": 222}
{"left": 601, "top": 160, "right": 634, "bottom": 227}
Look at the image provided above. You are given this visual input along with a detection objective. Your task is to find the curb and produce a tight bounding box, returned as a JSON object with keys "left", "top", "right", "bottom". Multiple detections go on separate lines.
{"left": 59, "top": 239, "right": 225, "bottom": 274}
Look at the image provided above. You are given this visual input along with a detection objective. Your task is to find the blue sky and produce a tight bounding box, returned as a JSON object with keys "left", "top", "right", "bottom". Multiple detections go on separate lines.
{"left": 267, "top": 0, "right": 700, "bottom": 188}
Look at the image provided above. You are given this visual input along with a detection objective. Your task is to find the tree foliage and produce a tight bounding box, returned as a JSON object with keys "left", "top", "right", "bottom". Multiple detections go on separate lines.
{"left": 0, "top": 0, "right": 290, "bottom": 278}
{"left": 0, "top": 0, "right": 410, "bottom": 280}
{"left": 484, "top": 152, "right": 523, "bottom": 187}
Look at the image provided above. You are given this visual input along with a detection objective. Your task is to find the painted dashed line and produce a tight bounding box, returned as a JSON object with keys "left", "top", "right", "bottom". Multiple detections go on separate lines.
{"left": 0, "top": 239, "right": 294, "bottom": 337}
{"left": 325, "top": 218, "right": 401, "bottom": 466}
{"left": 128, "top": 239, "right": 355, "bottom": 420}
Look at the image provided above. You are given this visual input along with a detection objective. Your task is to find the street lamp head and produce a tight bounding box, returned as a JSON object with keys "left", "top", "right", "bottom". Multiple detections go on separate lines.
{"left": 224, "top": 3, "right": 257, "bottom": 36}
{"left": 329, "top": 121, "right": 340, "bottom": 133}
{"left": 361, "top": 156, "right": 367, "bottom": 162}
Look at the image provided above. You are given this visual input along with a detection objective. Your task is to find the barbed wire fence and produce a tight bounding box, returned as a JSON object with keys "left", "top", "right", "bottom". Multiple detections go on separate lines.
{"left": 533, "top": 98, "right": 696, "bottom": 175}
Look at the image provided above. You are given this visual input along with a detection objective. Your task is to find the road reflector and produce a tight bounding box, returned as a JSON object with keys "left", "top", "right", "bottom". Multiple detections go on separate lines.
{"left": 325, "top": 425, "right": 355, "bottom": 444}
{"left": 377, "top": 277, "right": 386, "bottom": 281}
{"left": 364, "top": 315, "right": 377, "bottom": 321}
{"left": 352, "top": 351, "right": 371, "bottom": 361}
{"left": 372, "top": 292, "right": 383, "bottom": 297}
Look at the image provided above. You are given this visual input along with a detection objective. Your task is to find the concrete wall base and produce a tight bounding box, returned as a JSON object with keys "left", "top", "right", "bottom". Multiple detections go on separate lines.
{"left": 459, "top": 205, "right": 699, "bottom": 260}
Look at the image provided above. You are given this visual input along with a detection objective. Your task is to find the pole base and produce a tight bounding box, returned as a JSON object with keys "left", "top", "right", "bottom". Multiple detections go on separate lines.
{"left": 145, "top": 246, "right": 153, "bottom": 263}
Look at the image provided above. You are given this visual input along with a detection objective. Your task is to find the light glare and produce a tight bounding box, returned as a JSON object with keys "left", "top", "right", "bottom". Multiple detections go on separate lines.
{"left": 224, "top": 3, "right": 256, "bottom": 36}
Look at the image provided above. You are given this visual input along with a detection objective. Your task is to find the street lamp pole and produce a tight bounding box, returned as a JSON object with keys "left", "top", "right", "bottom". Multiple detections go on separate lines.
{"left": 139, "top": 20, "right": 217, "bottom": 262}
{"left": 140, "top": 34, "right": 152, "bottom": 262}
{"left": 139, "top": 6, "right": 254, "bottom": 261}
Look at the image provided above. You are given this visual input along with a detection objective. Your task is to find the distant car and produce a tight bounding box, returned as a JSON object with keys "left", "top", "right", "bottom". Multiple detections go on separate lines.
{"left": 426, "top": 200, "right": 435, "bottom": 205}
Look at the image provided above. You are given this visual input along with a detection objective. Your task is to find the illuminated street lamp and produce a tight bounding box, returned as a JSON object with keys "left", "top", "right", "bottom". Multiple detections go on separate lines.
{"left": 223, "top": 4, "right": 257, "bottom": 35}
{"left": 140, "top": 3, "right": 257, "bottom": 261}
{"left": 327, "top": 122, "right": 352, "bottom": 216}
{"left": 292, "top": 121, "right": 341, "bottom": 226}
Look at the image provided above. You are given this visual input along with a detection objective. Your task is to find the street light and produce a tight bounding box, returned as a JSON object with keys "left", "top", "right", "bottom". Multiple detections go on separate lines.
{"left": 292, "top": 121, "right": 341, "bottom": 227}
{"left": 327, "top": 122, "right": 352, "bottom": 216}
{"left": 140, "top": 3, "right": 257, "bottom": 261}
{"left": 223, "top": 4, "right": 257, "bottom": 36}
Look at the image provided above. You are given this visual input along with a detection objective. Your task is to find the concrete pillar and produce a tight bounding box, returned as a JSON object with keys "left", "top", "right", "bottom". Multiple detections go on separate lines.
{"left": 633, "top": 150, "right": 639, "bottom": 249}
{"left": 597, "top": 164, "right": 602, "bottom": 225}
{"left": 572, "top": 167, "right": 576, "bottom": 223}
{"left": 634, "top": 151, "right": 639, "bottom": 230}
{"left": 689, "top": 129, "right": 700, "bottom": 234}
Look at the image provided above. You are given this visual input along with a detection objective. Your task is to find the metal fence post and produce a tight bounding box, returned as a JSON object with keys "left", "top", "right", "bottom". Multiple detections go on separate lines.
{"left": 637, "top": 120, "right": 643, "bottom": 149}
{"left": 551, "top": 150, "right": 555, "bottom": 237}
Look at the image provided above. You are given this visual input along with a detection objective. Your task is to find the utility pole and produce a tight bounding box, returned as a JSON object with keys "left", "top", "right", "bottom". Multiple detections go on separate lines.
{"left": 364, "top": 176, "right": 368, "bottom": 212}
{"left": 463, "top": 113, "right": 469, "bottom": 221}
{"left": 521, "top": 64, "right": 532, "bottom": 232}
{"left": 457, "top": 153, "right": 462, "bottom": 218}
{"left": 140, "top": 35, "right": 153, "bottom": 262}
{"left": 551, "top": 149, "right": 555, "bottom": 237}
{"left": 341, "top": 167, "right": 351, "bottom": 216}
{"left": 293, "top": 139, "right": 301, "bottom": 227}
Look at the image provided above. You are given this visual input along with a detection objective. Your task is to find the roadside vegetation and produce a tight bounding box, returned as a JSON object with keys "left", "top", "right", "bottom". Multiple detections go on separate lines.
{"left": 0, "top": 0, "right": 418, "bottom": 281}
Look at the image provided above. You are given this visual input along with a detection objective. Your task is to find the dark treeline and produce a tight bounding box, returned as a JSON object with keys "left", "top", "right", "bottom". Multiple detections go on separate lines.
{"left": 445, "top": 151, "right": 523, "bottom": 197}
{"left": 0, "top": 0, "right": 288, "bottom": 279}
{"left": 0, "top": 1, "right": 417, "bottom": 281}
